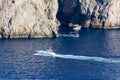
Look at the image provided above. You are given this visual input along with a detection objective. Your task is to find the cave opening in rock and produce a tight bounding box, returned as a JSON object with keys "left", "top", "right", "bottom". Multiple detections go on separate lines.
{"left": 56, "top": 0, "right": 81, "bottom": 35}
{"left": 12, "top": 0, "right": 15, "bottom": 4}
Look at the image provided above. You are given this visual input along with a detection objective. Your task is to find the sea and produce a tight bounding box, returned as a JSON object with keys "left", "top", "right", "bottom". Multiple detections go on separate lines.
{"left": 0, "top": 28, "right": 120, "bottom": 80}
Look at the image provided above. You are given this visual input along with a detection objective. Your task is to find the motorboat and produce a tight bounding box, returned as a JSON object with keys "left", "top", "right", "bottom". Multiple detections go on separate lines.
{"left": 69, "top": 32, "right": 79, "bottom": 37}
{"left": 36, "top": 49, "right": 56, "bottom": 56}
{"left": 48, "top": 50, "right": 56, "bottom": 56}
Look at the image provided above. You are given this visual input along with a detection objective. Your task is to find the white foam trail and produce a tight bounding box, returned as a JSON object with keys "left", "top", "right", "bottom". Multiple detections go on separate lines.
{"left": 56, "top": 54, "right": 120, "bottom": 63}
{"left": 33, "top": 50, "right": 120, "bottom": 63}
{"left": 59, "top": 34, "right": 79, "bottom": 37}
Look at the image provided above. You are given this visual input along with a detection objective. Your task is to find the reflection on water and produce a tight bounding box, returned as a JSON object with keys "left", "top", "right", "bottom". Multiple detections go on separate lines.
{"left": 0, "top": 29, "right": 120, "bottom": 79}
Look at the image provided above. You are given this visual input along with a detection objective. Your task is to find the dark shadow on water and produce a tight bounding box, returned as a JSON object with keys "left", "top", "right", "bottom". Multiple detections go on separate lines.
{"left": 58, "top": 26, "right": 74, "bottom": 34}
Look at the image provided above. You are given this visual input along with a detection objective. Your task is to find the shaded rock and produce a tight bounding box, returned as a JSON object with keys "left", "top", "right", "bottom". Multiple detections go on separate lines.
{"left": 57, "top": 0, "right": 120, "bottom": 29}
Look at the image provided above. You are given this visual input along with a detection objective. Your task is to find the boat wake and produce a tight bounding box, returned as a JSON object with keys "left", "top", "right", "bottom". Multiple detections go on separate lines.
{"left": 33, "top": 50, "right": 120, "bottom": 64}
{"left": 59, "top": 33, "right": 79, "bottom": 38}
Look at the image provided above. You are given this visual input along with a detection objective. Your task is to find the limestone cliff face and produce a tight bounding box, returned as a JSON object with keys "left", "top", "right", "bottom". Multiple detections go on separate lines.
{"left": 0, "top": 0, "right": 120, "bottom": 38}
{"left": 0, "top": 0, "right": 59, "bottom": 38}
{"left": 57, "top": 0, "right": 120, "bottom": 29}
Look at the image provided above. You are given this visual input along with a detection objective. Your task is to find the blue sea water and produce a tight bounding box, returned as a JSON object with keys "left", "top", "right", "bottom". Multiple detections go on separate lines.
{"left": 0, "top": 28, "right": 120, "bottom": 79}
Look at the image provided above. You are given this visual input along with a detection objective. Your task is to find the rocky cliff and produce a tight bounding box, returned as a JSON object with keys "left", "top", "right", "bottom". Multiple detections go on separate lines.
{"left": 57, "top": 0, "right": 120, "bottom": 29}
{"left": 0, "top": 0, "right": 59, "bottom": 38}
{"left": 0, "top": 0, "right": 120, "bottom": 38}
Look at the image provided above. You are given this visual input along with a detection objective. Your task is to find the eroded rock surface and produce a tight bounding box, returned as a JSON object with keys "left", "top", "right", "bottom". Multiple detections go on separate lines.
{"left": 0, "top": 0, "right": 120, "bottom": 38}
{"left": 57, "top": 0, "right": 120, "bottom": 29}
{"left": 0, "top": 0, "right": 59, "bottom": 38}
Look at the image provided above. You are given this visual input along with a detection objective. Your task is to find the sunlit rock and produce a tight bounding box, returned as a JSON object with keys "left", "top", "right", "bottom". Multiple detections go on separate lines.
{"left": 0, "top": 0, "right": 59, "bottom": 38}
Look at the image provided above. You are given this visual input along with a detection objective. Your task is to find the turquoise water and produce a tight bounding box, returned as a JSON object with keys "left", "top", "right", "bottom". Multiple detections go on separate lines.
{"left": 0, "top": 29, "right": 120, "bottom": 79}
